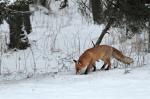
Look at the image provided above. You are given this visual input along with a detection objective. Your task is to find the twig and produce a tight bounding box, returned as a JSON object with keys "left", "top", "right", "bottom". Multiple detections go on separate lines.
{"left": 78, "top": 0, "right": 92, "bottom": 12}
{"left": 0, "top": 44, "right": 2, "bottom": 75}
{"left": 29, "top": 47, "right": 37, "bottom": 75}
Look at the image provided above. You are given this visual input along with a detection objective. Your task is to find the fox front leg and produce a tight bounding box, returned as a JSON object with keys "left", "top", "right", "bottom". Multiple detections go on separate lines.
{"left": 84, "top": 64, "right": 92, "bottom": 74}
{"left": 100, "top": 63, "right": 106, "bottom": 70}
{"left": 84, "top": 67, "right": 89, "bottom": 74}
{"left": 92, "top": 64, "right": 96, "bottom": 72}
{"left": 84, "top": 63, "right": 96, "bottom": 74}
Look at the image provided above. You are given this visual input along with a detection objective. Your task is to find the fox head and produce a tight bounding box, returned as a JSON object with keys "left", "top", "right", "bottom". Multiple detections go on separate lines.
{"left": 73, "top": 60, "right": 87, "bottom": 75}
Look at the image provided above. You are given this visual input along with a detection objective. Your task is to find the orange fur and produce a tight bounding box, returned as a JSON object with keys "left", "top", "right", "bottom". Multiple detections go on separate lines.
{"left": 73, "top": 45, "right": 133, "bottom": 74}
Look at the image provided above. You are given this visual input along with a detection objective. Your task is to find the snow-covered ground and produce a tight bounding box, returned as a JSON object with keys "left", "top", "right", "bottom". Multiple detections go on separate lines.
{"left": 0, "top": 65, "right": 150, "bottom": 99}
{"left": 0, "top": 1, "right": 150, "bottom": 99}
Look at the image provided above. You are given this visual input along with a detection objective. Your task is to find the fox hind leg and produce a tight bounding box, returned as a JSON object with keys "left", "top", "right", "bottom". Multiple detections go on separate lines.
{"left": 101, "top": 58, "right": 111, "bottom": 70}
{"left": 105, "top": 59, "right": 111, "bottom": 70}
{"left": 101, "top": 63, "right": 106, "bottom": 70}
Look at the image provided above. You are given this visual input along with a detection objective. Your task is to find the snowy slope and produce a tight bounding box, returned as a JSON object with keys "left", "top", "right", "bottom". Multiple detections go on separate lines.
{"left": 0, "top": 65, "right": 150, "bottom": 99}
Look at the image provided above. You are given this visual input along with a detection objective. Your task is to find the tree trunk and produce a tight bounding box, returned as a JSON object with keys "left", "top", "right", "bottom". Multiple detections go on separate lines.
{"left": 7, "top": 3, "right": 31, "bottom": 50}
{"left": 22, "top": 4, "right": 32, "bottom": 34}
{"left": 0, "top": 3, "right": 5, "bottom": 25}
{"left": 41, "top": 0, "right": 47, "bottom": 7}
{"left": 148, "top": 23, "right": 150, "bottom": 52}
{"left": 0, "top": 15, "right": 3, "bottom": 25}
{"left": 90, "top": 0, "right": 103, "bottom": 24}
{"left": 95, "top": 18, "right": 114, "bottom": 45}
{"left": 33, "top": 0, "right": 40, "bottom": 4}
{"left": 8, "top": 13, "right": 30, "bottom": 50}
{"left": 0, "top": 10, "right": 3, "bottom": 24}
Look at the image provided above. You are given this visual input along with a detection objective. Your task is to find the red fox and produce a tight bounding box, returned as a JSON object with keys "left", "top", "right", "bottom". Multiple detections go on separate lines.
{"left": 73, "top": 45, "right": 133, "bottom": 74}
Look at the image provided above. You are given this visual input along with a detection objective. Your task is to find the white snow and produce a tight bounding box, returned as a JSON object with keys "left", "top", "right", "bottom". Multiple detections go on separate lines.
{"left": 0, "top": 66, "right": 150, "bottom": 99}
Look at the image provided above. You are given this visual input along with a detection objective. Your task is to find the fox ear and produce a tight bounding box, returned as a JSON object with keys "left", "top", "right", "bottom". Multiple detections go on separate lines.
{"left": 73, "top": 60, "right": 77, "bottom": 63}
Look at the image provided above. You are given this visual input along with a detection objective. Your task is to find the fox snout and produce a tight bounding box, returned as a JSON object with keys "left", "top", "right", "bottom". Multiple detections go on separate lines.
{"left": 76, "top": 65, "right": 88, "bottom": 75}
{"left": 73, "top": 60, "right": 88, "bottom": 75}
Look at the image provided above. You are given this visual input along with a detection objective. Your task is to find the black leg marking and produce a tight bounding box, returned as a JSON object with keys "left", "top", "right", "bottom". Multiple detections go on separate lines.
{"left": 93, "top": 64, "right": 96, "bottom": 72}
{"left": 105, "top": 65, "right": 110, "bottom": 70}
{"left": 84, "top": 68, "right": 88, "bottom": 74}
{"left": 101, "top": 64, "right": 106, "bottom": 70}
{"left": 104, "top": 68, "right": 109, "bottom": 70}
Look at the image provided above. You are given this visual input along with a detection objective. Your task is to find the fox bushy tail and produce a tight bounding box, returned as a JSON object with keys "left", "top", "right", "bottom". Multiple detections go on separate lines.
{"left": 112, "top": 48, "right": 133, "bottom": 64}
